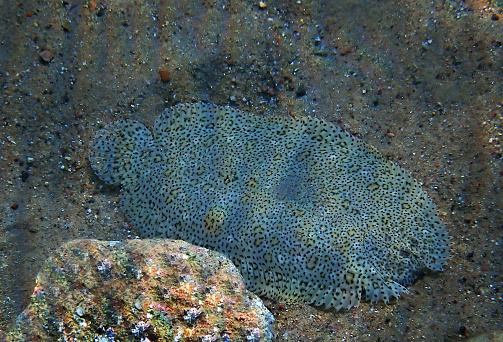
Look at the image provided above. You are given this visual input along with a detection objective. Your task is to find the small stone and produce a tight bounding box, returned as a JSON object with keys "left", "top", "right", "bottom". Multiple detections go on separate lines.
{"left": 459, "top": 326, "right": 467, "bottom": 335}
{"left": 313, "top": 49, "right": 329, "bottom": 57}
{"left": 259, "top": 1, "right": 267, "bottom": 8}
{"left": 21, "top": 171, "right": 30, "bottom": 181}
{"left": 95, "top": 3, "right": 106, "bottom": 17}
{"left": 296, "top": 84, "right": 306, "bottom": 97}
{"left": 158, "top": 69, "right": 170, "bottom": 82}
{"left": 39, "top": 50, "right": 54, "bottom": 63}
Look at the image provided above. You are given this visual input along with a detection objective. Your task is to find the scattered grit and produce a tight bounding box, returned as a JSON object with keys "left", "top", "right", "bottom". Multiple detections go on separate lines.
{"left": 90, "top": 102, "right": 450, "bottom": 310}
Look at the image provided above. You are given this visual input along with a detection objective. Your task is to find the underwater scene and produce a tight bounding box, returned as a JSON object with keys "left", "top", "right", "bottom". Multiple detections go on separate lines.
{"left": 0, "top": 0, "right": 502, "bottom": 341}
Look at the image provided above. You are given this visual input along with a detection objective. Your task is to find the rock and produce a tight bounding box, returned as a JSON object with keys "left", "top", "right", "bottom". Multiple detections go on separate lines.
{"left": 158, "top": 69, "right": 170, "bottom": 82}
{"left": 4, "top": 239, "right": 275, "bottom": 341}
{"left": 39, "top": 50, "right": 54, "bottom": 63}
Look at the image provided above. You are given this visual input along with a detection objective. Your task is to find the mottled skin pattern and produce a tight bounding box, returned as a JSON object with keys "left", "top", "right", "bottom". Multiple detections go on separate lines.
{"left": 90, "top": 102, "right": 449, "bottom": 310}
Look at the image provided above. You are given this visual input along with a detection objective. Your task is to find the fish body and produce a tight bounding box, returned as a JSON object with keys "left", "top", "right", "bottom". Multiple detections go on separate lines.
{"left": 90, "top": 102, "right": 449, "bottom": 310}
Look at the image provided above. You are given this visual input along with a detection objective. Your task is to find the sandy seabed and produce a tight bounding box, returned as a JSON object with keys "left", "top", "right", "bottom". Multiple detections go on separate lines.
{"left": 0, "top": 0, "right": 502, "bottom": 340}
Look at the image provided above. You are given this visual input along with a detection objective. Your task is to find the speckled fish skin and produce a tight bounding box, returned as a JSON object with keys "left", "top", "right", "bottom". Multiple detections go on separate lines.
{"left": 90, "top": 102, "right": 449, "bottom": 310}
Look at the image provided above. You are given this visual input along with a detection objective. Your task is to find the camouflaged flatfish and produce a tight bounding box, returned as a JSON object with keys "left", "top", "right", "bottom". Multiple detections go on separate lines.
{"left": 90, "top": 102, "right": 449, "bottom": 310}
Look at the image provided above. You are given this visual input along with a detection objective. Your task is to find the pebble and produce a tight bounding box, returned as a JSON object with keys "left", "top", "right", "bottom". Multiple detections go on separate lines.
{"left": 39, "top": 50, "right": 54, "bottom": 63}
{"left": 158, "top": 69, "right": 170, "bottom": 82}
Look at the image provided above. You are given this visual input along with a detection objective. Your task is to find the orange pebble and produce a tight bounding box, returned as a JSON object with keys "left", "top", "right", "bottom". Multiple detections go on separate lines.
{"left": 158, "top": 70, "right": 170, "bottom": 82}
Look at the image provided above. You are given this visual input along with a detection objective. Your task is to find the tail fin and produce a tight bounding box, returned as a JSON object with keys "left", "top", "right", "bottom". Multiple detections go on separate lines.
{"left": 90, "top": 120, "right": 154, "bottom": 185}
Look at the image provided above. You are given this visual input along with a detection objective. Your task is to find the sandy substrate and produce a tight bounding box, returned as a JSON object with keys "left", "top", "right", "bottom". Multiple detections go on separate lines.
{"left": 0, "top": 0, "right": 502, "bottom": 340}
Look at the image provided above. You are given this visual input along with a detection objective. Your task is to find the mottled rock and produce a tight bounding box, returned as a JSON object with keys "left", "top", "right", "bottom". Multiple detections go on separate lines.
{"left": 4, "top": 239, "right": 275, "bottom": 341}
